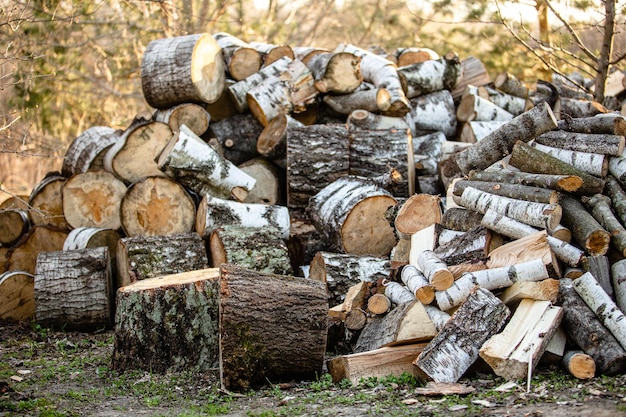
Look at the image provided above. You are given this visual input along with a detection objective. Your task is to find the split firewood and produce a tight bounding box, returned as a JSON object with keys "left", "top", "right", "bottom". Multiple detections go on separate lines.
{"left": 158, "top": 125, "right": 256, "bottom": 201}
{"left": 249, "top": 41, "right": 294, "bottom": 67}
{"left": 120, "top": 176, "right": 196, "bottom": 238}
{"left": 256, "top": 113, "right": 303, "bottom": 167}
{"left": 0, "top": 270, "right": 35, "bottom": 321}
{"left": 453, "top": 180, "right": 559, "bottom": 205}
{"left": 113, "top": 268, "right": 220, "bottom": 373}
{"left": 286, "top": 123, "right": 350, "bottom": 209}
{"left": 34, "top": 247, "right": 113, "bottom": 331}
{"left": 477, "top": 85, "right": 531, "bottom": 116}
{"left": 508, "top": 140, "right": 606, "bottom": 196}
{"left": 458, "top": 186, "right": 562, "bottom": 231}
{"left": 409, "top": 224, "right": 437, "bottom": 267}
{"left": 62, "top": 126, "right": 120, "bottom": 177}
{"left": 154, "top": 103, "right": 211, "bottom": 136}
{"left": 309, "top": 251, "right": 390, "bottom": 308}
{"left": 479, "top": 299, "right": 563, "bottom": 381}
{"left": 354, "top": 300, "right": 436, "bottom": 353}
{"left": 454, "top": 102, "right": 558, "bottom": 174}
{"left": 530, "top": 142, "right": 608, "bottom": 177}
{"left": 560, "top": 195, "right": 611, "bottom": 256}
{"left": 581, "top": 194, "right": 626, "bottom": 257}
{"left": 395, "top": 47, "right": 439, "bottom": 66}
{"left": 247, "top": 59, "right": 318, "bottom": 126}
{"left": 408, "top": 90, "right": 457, "bottom": 139}
{"left": 238, "top": 158, "right": 283, "bottom": 205}
{"left": 557, "top": 114, "right": 626, "bottom": 136}
{"left": 486, "top": 230, "right": 560, "bottom": 278}
{"left": 494, "top": 71, "right": 530, "bottom": 98}
{"left": 335, "top": 43, "right": 410, "bottom": 117}
{"left": 397, "top": 52, "right": 462, "bottom": 99}
{"left": 228, "top": 56, "right": 292, "bottom": 112}
{"left": 416, "top": 250, "right": 454, "bottom": 291}
{"left": 28, "top": 173, "right": 69, "bottom": 229}
{"left": 400, "top": 265, "right": 435, "bottom": 304}
{"left": 323, "top": 86, "right": 391, "bottom": 114}
{"left": 459, "top": 120, "right": 506, "bottom": 143}
{"left": 573, "top": 272, "right": 626, "bottom": 350}
{"left": 303, "top": 51, "right": 362, "bottom": 94}
{"left": 481, "top": 209, "right": 584, "bottom": 267}
{"left": 104, "top": 120, "right": 172, "bottom": 184}
{"left": 435, "top": 258, "right": 550, "bottom": 311}
{"left": 342, "top": 281, "right": 370, "bottom": 313}
{"left": 436, "top": 227, "right": 470, "bottom": 247}
{"left": 367, "top": 293, "right": 392, "bottom": 315}
{"left": 195, "top": 194, "right": 290, "bottom": 240}
{"left": 414, "top": 287, "right": 510, "bottom": 383}
{"left": 218, "top": 264, "right": 328, "bottom": 391}
{"left": 7, "top": 226, "right": 68, "bottom": 275}
{"left": 393, "top": 194, "right": 442, "bottom": 240}
{"left": 141, "top": 33, "right": 225, "bottom": 109}
{"left": 213, "top": 32, "right": 262, "bottom": 81}
{"left": 209, "top": 225, "right": 292, "bottom": 275}
{"left": 307, "top": 176, "right": 398, "bottom": 257}
{"left": 116, "top": 232, "right": 208, "bottom": 288}
{"left": 611, "top": 259, "right": 626, "bottom": 314}
{"left": 534, "top": 130, "right": 625, "bottom": 156}
{"left": 558, "top": 97, "right": 610, "bottom": 118}
{"left": 456, "top": 94, "right": 514, "bottom": 123}
{"left": 61, "top": 170, "right": 127, "bottom": 230}
{"left": 499, "top": 278, "right": 560, "bottom": 307}
{"left": 440, "top": 207, "right": 484, "bottom": 232}
{"left": 559, "top": 278, "right": 626, "bottom": 375}
{"left": 432, "top": 225, "right": 498, "bottom": 273}
{"left": 562, "top": 350, "right": 596, "bottom": 379}
{"left": 0, "top": 209, "right": 29, "bottom": 246}
{"left": 467, "top": 169, "right": 584, "bottom": 194}
{"left": 540, "top": 326, "right": 567, "bottom": 365}
{"left": 327, "top": 343, "right": 428, "bottom": 384}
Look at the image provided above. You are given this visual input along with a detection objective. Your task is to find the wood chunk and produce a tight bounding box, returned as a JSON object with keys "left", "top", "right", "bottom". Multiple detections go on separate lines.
{"left": 237, "top": 158, "right": 283, "bottom": 205}
{"left": 433, "top": 225, "right": 498, "bottom": 269}
{"left": 208, "top": 112, "right": 264, "bottom": 166}
{"left": 416, "top": 250, "right": 454, "bottom": 291}
{"left": 28, "top": 174, "right": 69, "bottom": 229}
{"left": 34, "top": 247, "right": 113, "bottom": 331}
{"left": 218, "top": 264, "right": 328, "bottom": 391}
{"left": 0, "top": 271, "right": 35, "bottom": 321}
{"left": 153, "top": 103, "right": 211, "bottom": 136}
{"left": 398, "top": 52, "right": 462, "bottom": 99}
{"left": 394, "top": 194, "right": 442, "bottom": 240}
{"left": 368, "top": 293, "right": 392, "bottom": 315}
{"left": 213, "top": 32, "right": 262, "bottom": 81}
{"left": 7, "top": 226, "right": 68, "bottom": 275}
{"left": 415, "top": 287, "right": 510, "bottom": 383}
{"left": 499, "top": 279, "right": 560, "bottom": 307}
{"left": 562, "top": 350, "right": 596, "bottom": 379}
{"left": 62, "top": 126, "right": 120, "bottom": 177}
{"left": 486, "top": 230, "right": 560, "bottom": 278}
{"left": 479, "top": 299, "right": 563, "bottom": 381}
{"left": 306, "top": 51, "right": 363, "bottom": 94}
{"left": 113, "top": 268, "right": 220, "bottom": 373}
{"left": 530, "top": 142, "right": 608, "bottom": 177}
{"left": 327, "top": 343, "right": 427, "bottom": 384}
{"left": 401, "top": 265, "right": 435, "bottom": 305}
{"left": 560, "top": 195, "right": 610, "bottom": 256}
{"left": 409, "top": 90, "right": 457, "bottom": 139}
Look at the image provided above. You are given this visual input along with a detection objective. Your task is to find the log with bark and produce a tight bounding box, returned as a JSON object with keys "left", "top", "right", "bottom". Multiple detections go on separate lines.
{"left": 395, "top": 47, "right": 439, "bottom": 66}
{"left": 456, "top": 94, "right": 514, "bottom": 123}
{"left": 304, "top": 51, "right": 362, "bottom": 94}
{"left": 450, "top": 56, "right": 491, "bottom": 100}
{"left": 7, "top": 226, "right": 68, "bottom": 275}
{"left": 393, "top": 194, "right": 442, "bottom": 240}
{"left": 416, "top": 250, "right": 454, "bottom": 291}
{"left": 218, "top": 264, "right": 328, "bottom": 391}
{"left": 433, "top": 225, "right": 501, "bottom": 276}
{"left": 467, "top": 169, "right": 584, "bottom": 194}
{"left": 581, "top": 194, "right": 626, "bottom": 257}
{"left": 560, "top": 195, "right": 611, "bottom": 256}
{"left": 62, "top": 126, "right": 120, "bottom": 177}
{"left": 529, "top": 142, "right": 608, "bottom": 177}
{"left": 120, "top": 176, "right": 196, "bottom": 238}
{"left": 213, "top": 32, "right": 262, "bottom": 81}
{"left": 397, "top": 51, "right": 462, "bottom": 98}
{"left": 28, "top": 173, "right": 69, "bottom": 230}
{"left": 440, "top": 207, "right": 484, "bottom": 232}
{"left": 154, "top": 102, "right": 211, "bottom": 137}
{"left": 604, "top": 176, "right": 626, "bottom": 228}
{"left": 477, "top": 85, "right": 531, "bottom": 116}
{"left": 453, "top": 179, "right": 560, "bottom": 205}
{"left": 249, "top": 41, "right": 294, "bottom": 67}
{"left": 0, "top": 270, "right": 35, "bottom": 321}
{"left": 558, "top": 97, "right": 610, "bottom": 119}
{"left": 141, "top": 33, "right": 225, "bottom": 109}
{"left": 494, "top": 71, "right": 530, "bottom": 98}
{"left": 414, "top": 287, "right": 510, "bottom": 383}
{"left": 534, "top": 130, "right": 625, "bottom": 156}
{"left": 400, "top": 265, "right": 435, "bottom": 304}
{"left": 256, "top": 113, "right": 304, "bottom": 167}
{"left": 611, "top": 259, "right": 626, "bottom": 314}
{"left": 322, "top": 86, "right": 391, "bottom": 115}
{"left": 408, "top": 90, "right": 457, "bottom": 139}
{"left": 413, "top": 131, "right": 447, "bottom": 176}
{"left": 238, "top": 158, "right": 284, "bottom": 205}
{"left": 0, "top": 209, "right": 30, "bottom": 247}
{"left": 562, "top": 350, "right": 596, "bottom": 379}
{"left": 557, "top": 114, "right": 626, "bottom": 136}
{"left": 113, "top": 268, "right": 220, "bottom": 373}
{"left": 459, "top": 120, "right": 506, "bottom": 143}
{"left": 205, "top": 112, "right": 264, "bottom": 166}
{"left": 34, "top": 247, "right": 113, "bottom": 331}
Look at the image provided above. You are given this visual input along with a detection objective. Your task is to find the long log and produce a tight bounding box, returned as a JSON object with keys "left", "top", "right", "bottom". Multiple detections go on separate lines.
{"left": 534, "top": 130, "right": 625, "bottom": 156}
{"left": 455, "top": 102, "right": 558, "bottom": 174}
{"left": 560, "top": 195, "right": 611, "bottom": 256}
{"left": 611, "top": 259, "right": 626, "bottom": 314}
{"left": 604, "top": 176, "right": 626, "bottom": 227}
{"left": 478, "top": 85, "right": 530, "bottom": 116}
{"left": 557, "top": 114, "right": 626, "bottom": 136}
{"left": 456, "top": 94, "right": 514, "bottom": 123}
{"left": 467, "top": 169, "right": 583, "bottom": 194}
{"left": 440, "top": 207, "right": 484, "bottom": 232}
{"left": 218, "top": 264, "right": 328, "bottom": 391}
{"left": 530, "top": 142, "right": 608, "bottom": 177}
{"left": 141, "top": 34, "right": 225, "bottom": 108}
{"left": 453, "top": 180, "right": 559, "bottom": 205}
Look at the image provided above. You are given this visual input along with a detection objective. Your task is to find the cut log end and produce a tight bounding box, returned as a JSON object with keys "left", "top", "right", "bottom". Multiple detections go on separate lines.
{"left": 341, "top": 195, "right": 398, "bottom": 256}
{"left": 231, "top": 186, "right": 249, "bottom": 202}
{"left": 558, "top": 176, "right": 585, "bottom": 192}
{"left": 368, "top": 293, "right": 391, "bottom": 315}
{"left": 585, "top": 230, "right": 611, "bottom": 256}
{"left": 430, "top": 270, "right": 454, "bottom": 291}
{"left": 415, "top": 286, "right": 435, "bottom": 305}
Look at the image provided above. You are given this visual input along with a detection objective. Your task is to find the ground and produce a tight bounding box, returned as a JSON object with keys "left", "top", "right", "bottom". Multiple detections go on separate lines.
{"left": 2, "top": 320, "right": 626, "bottom": 417}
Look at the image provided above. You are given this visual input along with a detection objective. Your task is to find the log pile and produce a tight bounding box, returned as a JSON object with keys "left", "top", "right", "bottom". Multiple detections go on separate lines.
{"left": 1, "top": 31, "right": 626, "bottom": 391}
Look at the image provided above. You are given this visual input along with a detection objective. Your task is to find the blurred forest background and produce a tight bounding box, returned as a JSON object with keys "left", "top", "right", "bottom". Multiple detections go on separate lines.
{"left": 0, "top": 0, "right": 624, "bottom": 200}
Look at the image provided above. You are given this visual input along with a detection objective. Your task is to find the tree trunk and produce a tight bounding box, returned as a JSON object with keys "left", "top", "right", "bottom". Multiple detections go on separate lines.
{"left": 62, "top": 126, "right": 120, "bottom": 177}
{"left": 414, "top": 287, "right": 510, "bottom": 383}
{"left": 141, "top": 34, "right": 225, "bottom": 109}
{"left": 479, "top": 299, "right": 563, "bottom": 381}
{"left": 0, "top": 209, "right": 29, "bottom": 246}
{"left": 286, "top": 124, "right": 350, "bottom": 210}
{"left": 508, "top": 140, "right": 606, "bottom": 196}
{"left": 61, "top": 170, "right": 127, "bottom": 230}
{"left": 28, "top": 174, "right": 69, "bottom": 230}
{"left": 558, "top": 278, "right": 626, "bottom": 375}
{"left": 467, "top": 169, "right": 584, "bottom": 194}
{"left": 397, "top": 51, "right": 462, "bottom": 98}
{"left": 213, "top": 32, "right": 262, "bottom": 81}
{"left": 456, "top": 94, "right": 514, "bottom": 123}
{"left": 408, "top": 90, "right": 457, "bottom": 139}
{"left": 305, "top": 51, "right": 362, "bottom": 94}
{"left": 218, "top": 264, "right": 328, "bottom": 391}
{"left": 455, "top": 102, "right": 558, "bottom": 174}
{"left": 120, "top": 176, "right": 196, "bottom": 238}
{"left": 158, "top": 125, "right": 256, "bottom": 201}
{"left": 209, "top": 225, "right": 292, "bottom": 275}
{"left": 0, "top": 271, "right": 35, "bottom": 321}
{"left": 34, "top": 247, "right": 113, "bottom": 331}
{"left": 112, "top": 268, "right": 220, "bottom": 373}
{"left": 154, "top": 103, "right": 211, "bottom": 136}
{"left": 560, "top": 195, "right": 611, "bottom": 256}
{"left": 7, "top": 226, "right": 68, "bottom": 275}
{"left": 104, "top": 120, "right": 173, "bottom": 184}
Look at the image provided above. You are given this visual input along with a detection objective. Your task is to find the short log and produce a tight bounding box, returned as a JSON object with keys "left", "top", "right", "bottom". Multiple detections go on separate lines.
{"left": 408, "top": 90, "right": 457, "bottom": 139}
{"left": 560, "top": 195, "right": 611, "bottom": 256}
{"left": 0, "top": 271, "right": 35, "bottom": 321}
{"left": 62, "top": 126, "right": 120, "bottom": 177}
{"left": 154, "top": 103, "right": 211, "bottom": 136}
{"left": 28, "top": 174, "right": 69, "bottom": 230}
{"left": 0, "top": 209, "right": 30, "bottom": 246}
{"left": 562, "top": 350, "right": 596, "bottom": 379}
{"left": 7, "top": 226, "right": 68, "bottom": 275}
{"left": 213, "top": 32, "right": 262, "bottom": 81}
{"left": 208, "top": 112, "right": 264, "bottom": 166}
{"left": 397, "top": 51, "right": 462, "bottom": 98}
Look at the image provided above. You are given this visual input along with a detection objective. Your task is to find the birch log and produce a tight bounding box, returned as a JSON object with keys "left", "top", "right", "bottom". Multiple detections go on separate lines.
{"left": 0, "top": 271, "right": 35, "bottom": 321}
{"left": 453, "top": 180, "right": 559, "bottom": 205}
{"left": 433, "top": 225, "right": 496, "bottom": 271}
{"left": 604, "top": 176, "right": 626, "bottom": 227}
{"left": 608, "top": 154, "right": 626, "bottom": 187}
{"left": 62, "top": 126, "right": 120, "bottom": 177}
{"left": 408, "top": 90, "right": 457, "bottom": 139}
{"left": 141, "top": 34, "right": 225, "bottom": 109}
{"left": 413, "top": 131, "right": 447, "bottom": 175}
{"left": 611, "top": 259, "right": 626, "bottom": 314}
{"left": 559, "top": 278, "right": 626, "bottom": 375}
{"left": 478, "top": 85, "right": 530, "bottom": 116}
{"left": 401, "top": 264, "right": 435, "bottom": 304}
{"left": 494, "top": 71, "right": 530, "bottom": 98}
{"left": 249, "top": 41, "right": 294, "bottom": 67}
{"left": 384, "top": 281, "right": 417, "bottom": 306}
{"left": 157, "top": 125, "right": 256, "bottom": 201}
{"left": 440, "top": 207, "right": 484, "bottom": 232}
{"left": 323, "top": 87, "right": 391, "bottom": 114}
{"left": 581, "top": 193, "right": 626, "bottom": 256}
{"left": 459, "top": 121, "right": 506, "bottom": 143}
{"left": 557, "top": 114, "right": 626, "bottom": 136}
{"left": 154, "top": 103, "right": 211, "bottom": 136}
{"left": 416, "top": 250, "right": 454, "bottom": 291}
{"left": 414, "top": 287, "right": 510, "bottom": 383}
{"left": 228, "top": 56, "right": 292, "bottom": 112}
{"left": 305, "top": 51, "right": 362, "bottom": 94}
{"left": 467, "top": 169, "right": 584, "bottom": 194}
{"left": 530, "top": 142, "right": 608, "bottom": 177}
{"left": 560, "top": 195, "right": 611, "bottom": 256}
{"left": 454, "top": 102, "right": 558, "bottom": 174}
{"left": 456, "top": 94, "right": 514, "bottom": 123}
{"left": 534, "top": 130, "right": 625, "bottom": 156}
{"left": 368, "top": 293, "right": 392, "bottom": 315}
{"left": 395, "top": 47, "right": 440, "bottom": 66}
{"left": 212, "top": 32, "right": 262, "bottom": 81}
{"left": 397, "top": 51, "right": 462, "bottom": 98}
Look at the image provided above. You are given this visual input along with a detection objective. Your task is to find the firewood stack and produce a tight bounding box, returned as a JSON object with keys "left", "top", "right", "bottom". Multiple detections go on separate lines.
{"left": 1, "top": 31, "right": 626, "bottom": 391}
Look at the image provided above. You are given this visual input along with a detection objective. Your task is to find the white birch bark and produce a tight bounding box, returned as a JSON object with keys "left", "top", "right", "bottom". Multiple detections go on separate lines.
{"left": 611, "top": 259, "right": 626, "bottom": 314}
{"left": 456, "top": 94, "right": 514, "bottom": 123}
{"left": 416, "top": 250, "right": 454, "bottom": 291}
{"left": 423, "top": 304, "right": 451, "bottom": 331}
{"left": 460, "top": 120, "right": 507, "bottom": 143}
{"left": 531, "top": 142, "right": 608, "bottom": 177}
{"left": 401, "top": 265, "right": 435, "bottom": 304}
{"left": 384, "top": 281, "right": 417, "bottom": 306}
{"left": 582, "top": 193, "right": 626, "bottom": 256}
{"left": 609, "top": 155, "right": 626, "bottom": 187}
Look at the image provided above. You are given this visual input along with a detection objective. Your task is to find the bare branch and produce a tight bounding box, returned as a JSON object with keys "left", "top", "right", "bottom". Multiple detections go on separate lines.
{"left": 544, "top": 0, "right": 598, "bottom": 63}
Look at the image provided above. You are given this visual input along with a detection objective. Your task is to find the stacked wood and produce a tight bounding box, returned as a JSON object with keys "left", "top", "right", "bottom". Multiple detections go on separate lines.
{"left": 398, "top": 52, "right": 462, "bottom": 99}
{"left": 154, "top": 103, "right": 211, "bottom": 136}
{"left": 0, "top": 270, "right": 35, "bottom": 321}
{"left": 6, "top": 226, "right": 68, "bottom": 275}
{"left": 0, "top": 209, "right": 30, "bottom": 247}
{"left": 213, "top": 33, "right": 262, "bottom": 81}
{"left": 62, "top": 126, "right": 120, "bottom": 177}
{"left": 27, "top": 173, "right": 69, "bottom": 230}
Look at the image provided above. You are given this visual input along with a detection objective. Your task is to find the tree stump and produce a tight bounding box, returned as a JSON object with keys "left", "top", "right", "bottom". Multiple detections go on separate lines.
{"left": 141, "top": 33, "right": 225, "bottom": 109}
{"left": 34, "top": 247, "right": 113, "bottom": 331}
{"left": 113, "top": 268, "right": 220, "bottom": 373}
{"left": 218, "top": 264, "right": 328, "bottom": 391}
{"left": 0, "top": 271, "right": 35, "bottom": 321}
